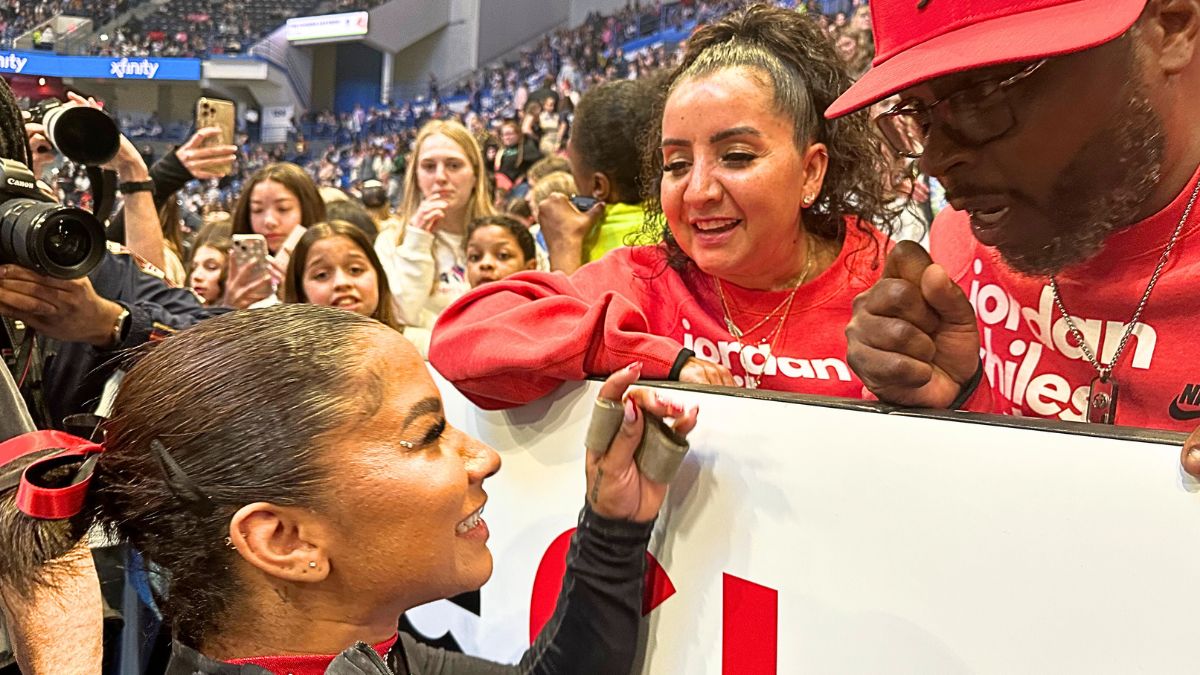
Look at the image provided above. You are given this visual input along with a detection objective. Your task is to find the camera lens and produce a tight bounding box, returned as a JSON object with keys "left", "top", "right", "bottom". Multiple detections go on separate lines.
{"left": 43, "top": 106, "right": 120, "bottom": 165}
{"left": 42, "top": 214, "right": 91, "bottom": 268}
{"left": 0, "top": 199, "right": 105, "bottom": 279}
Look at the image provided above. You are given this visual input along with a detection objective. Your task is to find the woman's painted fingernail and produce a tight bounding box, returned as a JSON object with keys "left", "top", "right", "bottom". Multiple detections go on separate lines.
{"left": 625, "top": 361, "right": 643, "bottom": 373}
{"left": 624, "top": 398, "right": 637, "bottom": 423}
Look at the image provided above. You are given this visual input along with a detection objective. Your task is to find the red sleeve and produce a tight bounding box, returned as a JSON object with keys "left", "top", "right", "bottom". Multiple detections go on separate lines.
{"left": 955, "top": 374, "right": 1004, "bottom": 414}
{"left": 429, "top": 250, "right": 686, "bottom": 409}
{"left": 929, "top": 208, "right": 974, "bottom": 282}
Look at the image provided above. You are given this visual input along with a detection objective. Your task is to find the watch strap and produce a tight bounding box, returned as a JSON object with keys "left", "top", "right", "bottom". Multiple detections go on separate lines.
{"left": 118, "top": 179, "right": 155, "bottom": 194}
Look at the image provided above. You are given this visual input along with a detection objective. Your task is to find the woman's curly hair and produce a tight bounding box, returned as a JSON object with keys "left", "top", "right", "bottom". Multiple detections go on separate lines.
{"left": 637, "top": 4, "right": 898, "bottom": 271}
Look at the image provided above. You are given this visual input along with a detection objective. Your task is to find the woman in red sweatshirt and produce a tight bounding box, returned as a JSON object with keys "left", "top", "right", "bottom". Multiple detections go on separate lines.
{"left": 431, "top": 5, "right": 899, "bottom": 409}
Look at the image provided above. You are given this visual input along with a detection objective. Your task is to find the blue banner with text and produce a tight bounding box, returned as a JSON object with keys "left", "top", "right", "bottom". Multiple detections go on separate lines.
{"left": 0, "top": 51, "right": 201, "bottom": 81}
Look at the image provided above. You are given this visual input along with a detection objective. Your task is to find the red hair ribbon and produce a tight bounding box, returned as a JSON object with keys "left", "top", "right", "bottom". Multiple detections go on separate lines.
{"left": 0, "top": 430, "right": 103, "bottom": 520}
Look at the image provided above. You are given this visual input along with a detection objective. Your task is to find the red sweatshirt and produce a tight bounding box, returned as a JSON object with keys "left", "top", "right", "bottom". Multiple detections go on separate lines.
{"left": 935, "top": 165, "right": 1200, "bottom": 432}
{"left": 430, "top": 223, "right": 889, "bottom": 409}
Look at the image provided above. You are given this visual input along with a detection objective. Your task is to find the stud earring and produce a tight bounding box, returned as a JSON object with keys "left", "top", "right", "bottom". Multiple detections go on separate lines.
{"left": 308, "top": 561, "right": 318, "bottom": 569}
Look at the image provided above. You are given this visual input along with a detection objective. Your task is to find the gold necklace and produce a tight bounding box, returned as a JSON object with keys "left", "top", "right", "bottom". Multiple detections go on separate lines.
{"left": 713, "top": 236, "right": 817, "bottom": 389}
{"left": 715, "top": 236, "right": 816, "bottom": 341}
{"left": 742, "top": 284, "right": 803, "bottom": 389}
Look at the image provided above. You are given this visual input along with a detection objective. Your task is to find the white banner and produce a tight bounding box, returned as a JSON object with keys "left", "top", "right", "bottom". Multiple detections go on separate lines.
{"left": 414, "top": 372, "right": 1198, "bottom": 674}
{"left": 285, "top": 12, "right": 369, "bottom": 43}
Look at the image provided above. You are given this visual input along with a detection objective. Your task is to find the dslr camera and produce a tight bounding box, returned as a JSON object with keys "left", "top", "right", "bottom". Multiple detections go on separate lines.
{"left": 0, "top": 159, "right": 105, "bottom": 279}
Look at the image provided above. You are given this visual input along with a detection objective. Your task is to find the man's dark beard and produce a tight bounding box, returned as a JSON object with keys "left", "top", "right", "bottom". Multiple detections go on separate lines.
{"left": 997, "top": 86, "right": 1165, "bottom": 277}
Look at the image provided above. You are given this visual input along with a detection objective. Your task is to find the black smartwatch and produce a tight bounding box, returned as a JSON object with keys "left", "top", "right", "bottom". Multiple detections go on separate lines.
{"left": 118, "top": 179, "right": 155, "bottom": 194}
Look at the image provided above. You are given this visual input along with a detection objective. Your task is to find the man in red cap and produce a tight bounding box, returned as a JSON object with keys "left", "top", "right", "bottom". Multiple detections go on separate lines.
{"left": 831, "top": 0, "right": 1200, "bottom": 470}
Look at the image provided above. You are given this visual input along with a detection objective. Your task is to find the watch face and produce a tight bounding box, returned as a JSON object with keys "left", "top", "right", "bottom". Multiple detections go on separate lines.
{"left": 113, "top": 308, "right": 131, "bottom": 344}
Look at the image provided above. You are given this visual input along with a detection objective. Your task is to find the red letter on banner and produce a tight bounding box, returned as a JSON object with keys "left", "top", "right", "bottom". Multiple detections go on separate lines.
{"left": 529, "top": 528, "right": 676, "bottom": 643}
{"left": 723, "top": 573, "right": 777, "bottom": 674}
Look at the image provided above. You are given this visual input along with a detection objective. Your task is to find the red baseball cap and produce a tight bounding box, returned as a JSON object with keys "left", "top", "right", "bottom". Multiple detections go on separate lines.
{"left": 825, "top": 0, "right": 1148, "bottom": 118}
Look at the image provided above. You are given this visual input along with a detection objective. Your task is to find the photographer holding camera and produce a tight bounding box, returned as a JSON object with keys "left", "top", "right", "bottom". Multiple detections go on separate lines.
{"left": 0, "top": 79, "right": 235, "bottom": 672}
{"left": 3, "top": 91, "right": 231, "bottom": 432}
{"left": 27, "top": 93, "right": 239, "bottom": 278}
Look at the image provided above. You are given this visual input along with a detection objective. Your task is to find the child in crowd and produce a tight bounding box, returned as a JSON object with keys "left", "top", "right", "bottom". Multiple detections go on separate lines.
{"left": 526, "top": 170, "right": 577, "bottom": 270}
{"left": 283, "top": 220, "right": 404, "bottom": 333}
{"left": 186, "top": 235, "right": 231, "bottom": 305}
{"left": 227, "top": 162, "right": 326, "bottom": 308}
{"left": 465, "top": 215, "right": 538, "bottom": 287}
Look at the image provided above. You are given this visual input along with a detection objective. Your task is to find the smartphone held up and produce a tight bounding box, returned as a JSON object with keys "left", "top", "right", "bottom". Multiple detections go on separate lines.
{"left": 195, "top": 97, "right": 236, "bottom": 177}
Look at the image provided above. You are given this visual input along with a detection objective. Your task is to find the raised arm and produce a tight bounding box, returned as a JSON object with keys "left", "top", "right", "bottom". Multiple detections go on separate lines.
{"left": 400, "top": 367, "right": 698, "bottom": 674}
{"left": 429, "top": 252, "right": 685, "bottom": 409}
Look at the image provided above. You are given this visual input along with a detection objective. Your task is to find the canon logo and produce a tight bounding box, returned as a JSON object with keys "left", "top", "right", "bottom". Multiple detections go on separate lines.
{"left": 6, "top": 176, "right": 34, "bottom": 189}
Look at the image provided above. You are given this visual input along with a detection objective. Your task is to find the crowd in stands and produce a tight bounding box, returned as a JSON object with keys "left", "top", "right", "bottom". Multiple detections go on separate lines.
{"left": 0, "top": 0, "right": 389, "bottom": 56}
{"left": 91, "top": 0, "right": 324, "bottom": 57}
{"left": 0, "top": 0, "right": 126, "bottom": 48}
{"left": 41, "top": 0, "right": 900, "bottom": 369}
{"left": 88, "top": 1, "right": 882, "bottom": 226}
{"left": 42, "top": 0, "right": 887, "bottom": 235}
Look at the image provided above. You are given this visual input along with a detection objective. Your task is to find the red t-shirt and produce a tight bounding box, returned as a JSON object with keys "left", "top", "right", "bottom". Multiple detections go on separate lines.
{"left": 225, "top": 634, "right": 397, "bottom": 675}
{"left": 431, "top": 221, "right": 889, "bottom": 409}
{"left": 933, "top": 165, "right": 1200, "bottom": 432}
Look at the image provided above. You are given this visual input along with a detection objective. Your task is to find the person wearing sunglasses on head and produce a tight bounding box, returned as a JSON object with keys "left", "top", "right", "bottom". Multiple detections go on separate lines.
{"left": 831, "top": 0, "right": 1200, "bottom": 469}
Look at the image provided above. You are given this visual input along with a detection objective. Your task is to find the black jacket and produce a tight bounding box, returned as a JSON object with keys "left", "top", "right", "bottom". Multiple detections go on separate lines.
{"left": 164, "top": 505, "right": 653, "bottom": 675}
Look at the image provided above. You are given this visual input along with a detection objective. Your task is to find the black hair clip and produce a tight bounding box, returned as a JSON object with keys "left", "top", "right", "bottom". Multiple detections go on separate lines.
{"left": 149, "top": 439, "right": 215, "bottom": 517}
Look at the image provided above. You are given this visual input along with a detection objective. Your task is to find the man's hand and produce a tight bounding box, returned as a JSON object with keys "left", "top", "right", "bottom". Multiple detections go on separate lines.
{"left": 101, "top": 134, "right": 150, "bottom": 183}
{"left": 585, "top": 363, "right": 700, "bottom": 523}
{"left": 0, "top": 265, "right": 123, "bottom": 347}
{"left": 1180, "top": 425, "right": 1200, "bottom": 479}
{"left": 175, "top": 127, "right": 237, "bottom": 180}
{"left": 677, "top": 357, "right": 736, "bottom": 387}
{"left": 844, "top": 240, "right": 980, "bottom": 407}
{"left": 23, "top": 121, "right": 55, "bottom": 179}
{"left": 538, "top": 193, "right": 604, "bottom": 274}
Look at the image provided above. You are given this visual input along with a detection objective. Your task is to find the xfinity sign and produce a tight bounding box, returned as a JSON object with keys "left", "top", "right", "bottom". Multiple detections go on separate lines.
{"left": 109, "top": 58, "right": 161, "bottom": 79}
{"left": 0, "top": 53, "right": 28, "bottom": 74}
{"left": 0, "top": 51, "right": 199, "bottom": 80}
